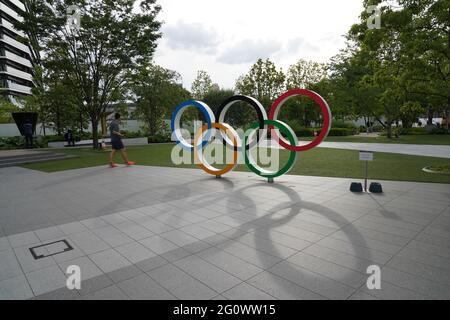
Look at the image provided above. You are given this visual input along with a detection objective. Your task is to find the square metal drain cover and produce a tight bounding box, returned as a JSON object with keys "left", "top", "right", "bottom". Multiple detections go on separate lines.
{"left": 29, "top": 239, "right": 73, "bottom": 260}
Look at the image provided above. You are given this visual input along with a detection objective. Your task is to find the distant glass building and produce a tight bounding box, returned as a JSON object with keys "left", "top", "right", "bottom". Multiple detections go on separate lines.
{"left": 0, "top": 0, "right": 35, "bottom": 100}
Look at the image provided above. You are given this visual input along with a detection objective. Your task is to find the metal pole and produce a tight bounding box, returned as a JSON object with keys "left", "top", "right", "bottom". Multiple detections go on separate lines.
{"left": 365, "top": 160, "right": 368, "bottom": 192}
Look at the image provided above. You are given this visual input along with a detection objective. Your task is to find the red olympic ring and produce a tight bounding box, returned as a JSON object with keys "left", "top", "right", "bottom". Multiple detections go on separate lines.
{"left": 268, "top": 89, "right": 331, "bottom": 152}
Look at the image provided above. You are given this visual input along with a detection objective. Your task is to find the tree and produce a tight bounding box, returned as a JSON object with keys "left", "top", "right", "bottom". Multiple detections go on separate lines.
{"left": 16, "top": 0, "right": 163, "bottom": 148}
{"left": 0, "top": 97, "right": 20, "bottom": 124}
{"left": 191, "top": 70, "right": 213, "bottom": 100}
{"left": 280, "top": 59, "right": 329, "bottom": 127}
{"left": 286, "top": 59, "right": 328, "bottom": 89}
{"left": 132, "top": 63, "right": 190, "bottom": 136}
{"left": 235, "top": 58, "right": 285, "bottom": 109}
{"left": 350, "top": 0, "right": 449, "bottom": 135}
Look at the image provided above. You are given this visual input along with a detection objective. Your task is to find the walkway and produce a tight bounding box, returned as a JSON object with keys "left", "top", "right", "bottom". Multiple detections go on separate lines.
{"left": 310, "top": 142, "right": 450, "bottom": 159}
{"left": 0, "top": 165, "right": 449, "bottom": 300}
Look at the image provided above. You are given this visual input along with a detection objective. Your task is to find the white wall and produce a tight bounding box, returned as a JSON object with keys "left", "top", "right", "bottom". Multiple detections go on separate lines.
{"left": 0, "top": 119, "right": 149, "bottom": 137}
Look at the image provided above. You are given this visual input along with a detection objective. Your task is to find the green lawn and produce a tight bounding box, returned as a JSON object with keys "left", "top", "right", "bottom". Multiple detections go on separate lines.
{"left": 303, "top": 134, "right": 450, "bottom": 145}
{"left": 21, "top": 144, "right": 450, "bottom": 184}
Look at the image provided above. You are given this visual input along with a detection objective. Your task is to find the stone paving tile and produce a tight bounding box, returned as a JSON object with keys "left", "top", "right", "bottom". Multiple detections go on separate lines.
{"left": 247, "top": 271, "right": 325, "bottom": 300}
{"left": 59, "top": 222, "right": 88, "bottom": 235}
{"left": 404, "top": 240, "right": 450, "bottom": 259}
{"left": 148, "top": 264, "right": 217, "bottom": 300}
{"left": 25, "top": 265, "right": 67, "bottom": 296}
{"left": 328, "top": 231, "right": 403, "bottom": 255}
{"left": 91, "top": 226, "right": 134, "bottom": 247}
{"left": 58, "top": 256, "right": 103, "bottom": 281}
{"left": 386, "top": 256, "right": 450, "bottom": 285}
{"left": 78, "top": 274, "right": 114, "bottom": 296}
{"left": 303, "top": 244, "right": 375, "bottom": 273}
{"left": 180, "top": 225, "right": 217, "bottom": 240}
{"left": 34, "top": 226, "right": 65, "bottom": 242}
{"left": 0, "top": 275, "right": 34, "bottom": 300}
{"left": 234, "top": 233, "right": 298, "bottom": 260}
{"left": 174, "top": 255, "right": 242, "bottom": 293}
{"left": 8, "top": 231, "right": 39, "bottom": 248}
{"left": 197, "top": 247, "right": 263, "bottom": 281}
{"left": 216, "top": 240, "right": 282, "bottom": 270}
{"left": 68, "top": 231, "right": 110, "bottom": 255}
{"left": 14, "top": 243, "right": 56, "bottom": 273}
{"left": 107, "top": 265, "right": 143, "bottom": 283}
{"left": 415, "top": 232, "right": 450, "bottom": 249}
{"left": 287, "top": 252, "right": 367, "bottom": 288}
{"left": 79, "top": 217, "right": 110, "bottom": 230}
{"left": 268, "top": 261, "right": 356, "bottom": 300}
{"left": 89, "top": 249, "right": 132, "bottom": 273}
{"left": 80, "top": 285, "right": 129, "bottom": 300}
{"left": 33, "top": 286, "right": 80, "bottom": 300}
{"left": 0, "top": 237, "right": 10, "bottom": 252}
{"left": 52, "top": 242, "right": 86, "bottom": 263}
{"left": 117, "top": 273, "right": 175, "bottom": 300}
{"left": 1, "top": 166, "right": 450, "bottom": 300}
{"left": 139, "top": 235, "right": 180, "bottom": 255}
{"left": 359, "top": 281, "right": 431, "bottom": 300}
{"left": 334, "top": 226, "right": 411, "bottom": 247}
{"left": 160, "top": 230, "right": 201, "bottom": 247}
{"left": 316, "top": 237, "right": 393, "bottom": 265}
{"left": 380, "top": 267, "right": 450, "bottom": 299}
{"left": 114, "top": 221, "right": 154, "bottom": 241}
{"left": 222, "top": 283, "right": 275, "bottom": 300}
{"left": 135, "top": 256, "right": 169, "bottom": 273}
{"left": 0, "top": 249, "right": 23, "bottom": 282}
{"left": 115, "top": 242, "right": 156, "bottom": 264}
{"left": 396, "top": 247, "right": 450, "bottom": 270}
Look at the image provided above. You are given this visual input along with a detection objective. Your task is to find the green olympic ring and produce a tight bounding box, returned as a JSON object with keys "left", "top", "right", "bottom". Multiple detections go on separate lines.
{"left": 244, "top": 120, "right": 298, "bottom": 179}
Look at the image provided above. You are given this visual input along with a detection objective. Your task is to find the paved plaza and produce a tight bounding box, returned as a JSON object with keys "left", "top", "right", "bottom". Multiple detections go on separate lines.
{"left": 0, "top": 165, "right": 449, "bottom": 300}
{"left": 312, "top": 142, "right": 450, "bottom": 158}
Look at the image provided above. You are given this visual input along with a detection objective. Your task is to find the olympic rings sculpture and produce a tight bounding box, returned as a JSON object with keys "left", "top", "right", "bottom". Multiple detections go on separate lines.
{"left": 171, "top": 89, "right": 332, "bottom": 182}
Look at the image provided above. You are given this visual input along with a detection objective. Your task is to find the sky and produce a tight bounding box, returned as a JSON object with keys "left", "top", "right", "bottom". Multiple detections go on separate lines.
{"left": 152, "top": 0, "right": 365, "bottom": 90}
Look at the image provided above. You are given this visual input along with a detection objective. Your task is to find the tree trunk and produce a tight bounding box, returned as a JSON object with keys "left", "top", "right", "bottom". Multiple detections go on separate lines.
{"left": 91, "top": 119, "right": 99, "bottom": 149}
{"left": 56, "top": 105, "right": 61, "bottom": 136}
{"left": 427, "top": 108, "right": 434, "bottom": 125}
{"left": 386, "top": 121, "right": 393, "bottom": 139}
{"left": 446, "top": 89, "right": 450, "bottom": 134}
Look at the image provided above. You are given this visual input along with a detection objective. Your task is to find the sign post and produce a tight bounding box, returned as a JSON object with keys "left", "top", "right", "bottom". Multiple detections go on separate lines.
{"left": 359, "top": 151, "right": 374, "bottom": 192}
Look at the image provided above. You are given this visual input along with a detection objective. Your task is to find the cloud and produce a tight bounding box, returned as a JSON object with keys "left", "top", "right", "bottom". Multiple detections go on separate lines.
{"left": 217, "top": 39, "right": 282, "bottom": 65}
{"left": 163, "top": 20, "right": 220, "bottom": 54}
{"left": 320, "top": 33, "right": 344, "bottom": 46}
{"left": 286, "top": 37, "right": 320, "bottom": 54}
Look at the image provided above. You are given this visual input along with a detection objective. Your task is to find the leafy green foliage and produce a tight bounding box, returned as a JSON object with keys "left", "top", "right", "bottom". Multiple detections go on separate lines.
{"left": 16, "top": 0, "right": 163, "bottom": 148}
{"left": 191, "top": 71, "right": 213, "bottom": 100}
{"left": 132, "top": 63, "right": 190, "bottom": 136}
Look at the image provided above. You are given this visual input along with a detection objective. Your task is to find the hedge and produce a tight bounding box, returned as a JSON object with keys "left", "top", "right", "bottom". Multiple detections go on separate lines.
{"left": 294, "top": 127, "right": 355, "bottom": 137}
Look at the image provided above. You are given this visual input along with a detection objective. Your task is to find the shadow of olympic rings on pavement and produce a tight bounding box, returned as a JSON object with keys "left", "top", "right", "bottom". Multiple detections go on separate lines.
{"left": 161, "top": 176, "right": 373, "bottom": 299}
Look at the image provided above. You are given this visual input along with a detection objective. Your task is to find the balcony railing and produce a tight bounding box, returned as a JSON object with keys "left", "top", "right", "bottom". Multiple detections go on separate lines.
{"left": 0, "top": 65, "right": 33, "bottom": 81}
{"left": 7, "top": 80, "right": 32, "bottom": 94}
{"left": 0, "top": 19, "right": 26, "bottom": 38}
{"left": 3, "top": 49, "right": 32, "bottom": 68}
{"left": 7, "top": 0, "right": 26, "bottom": 12}
{"left": 1, "top": 34, "right": 30, "bottom": 55}
{"left": 0, "top": 3, "right": 24, "bottom": 22}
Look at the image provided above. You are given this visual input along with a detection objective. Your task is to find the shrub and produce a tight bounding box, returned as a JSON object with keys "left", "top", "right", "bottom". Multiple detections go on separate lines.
{"left": 372, "top": 125, "right": 384, "bottom": 132}
{"left": 0, "top": 136, "right": 25, "bottom": 149}
{"left": 148, "top": 134, "right": 171, "bottom": 144}
{"left": 294, "top": 128, "right": 315, "bottom": 137}
{"left": 328, "top": 128, "right": 354, "bottom": 136}
{"left": 430, "top": 127, "right": 447, "bottom": 135}
{"left": 398, "top": 127, "right": 428, "bottom": 135}
{"left": 293, "top": 127, "right": 355, "bottom": 137}
{"left": 121, "top": 131, "right": 145, "bottom": 139}
{"left": 332, "top": 120, "right": 357, "bottom": 129}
